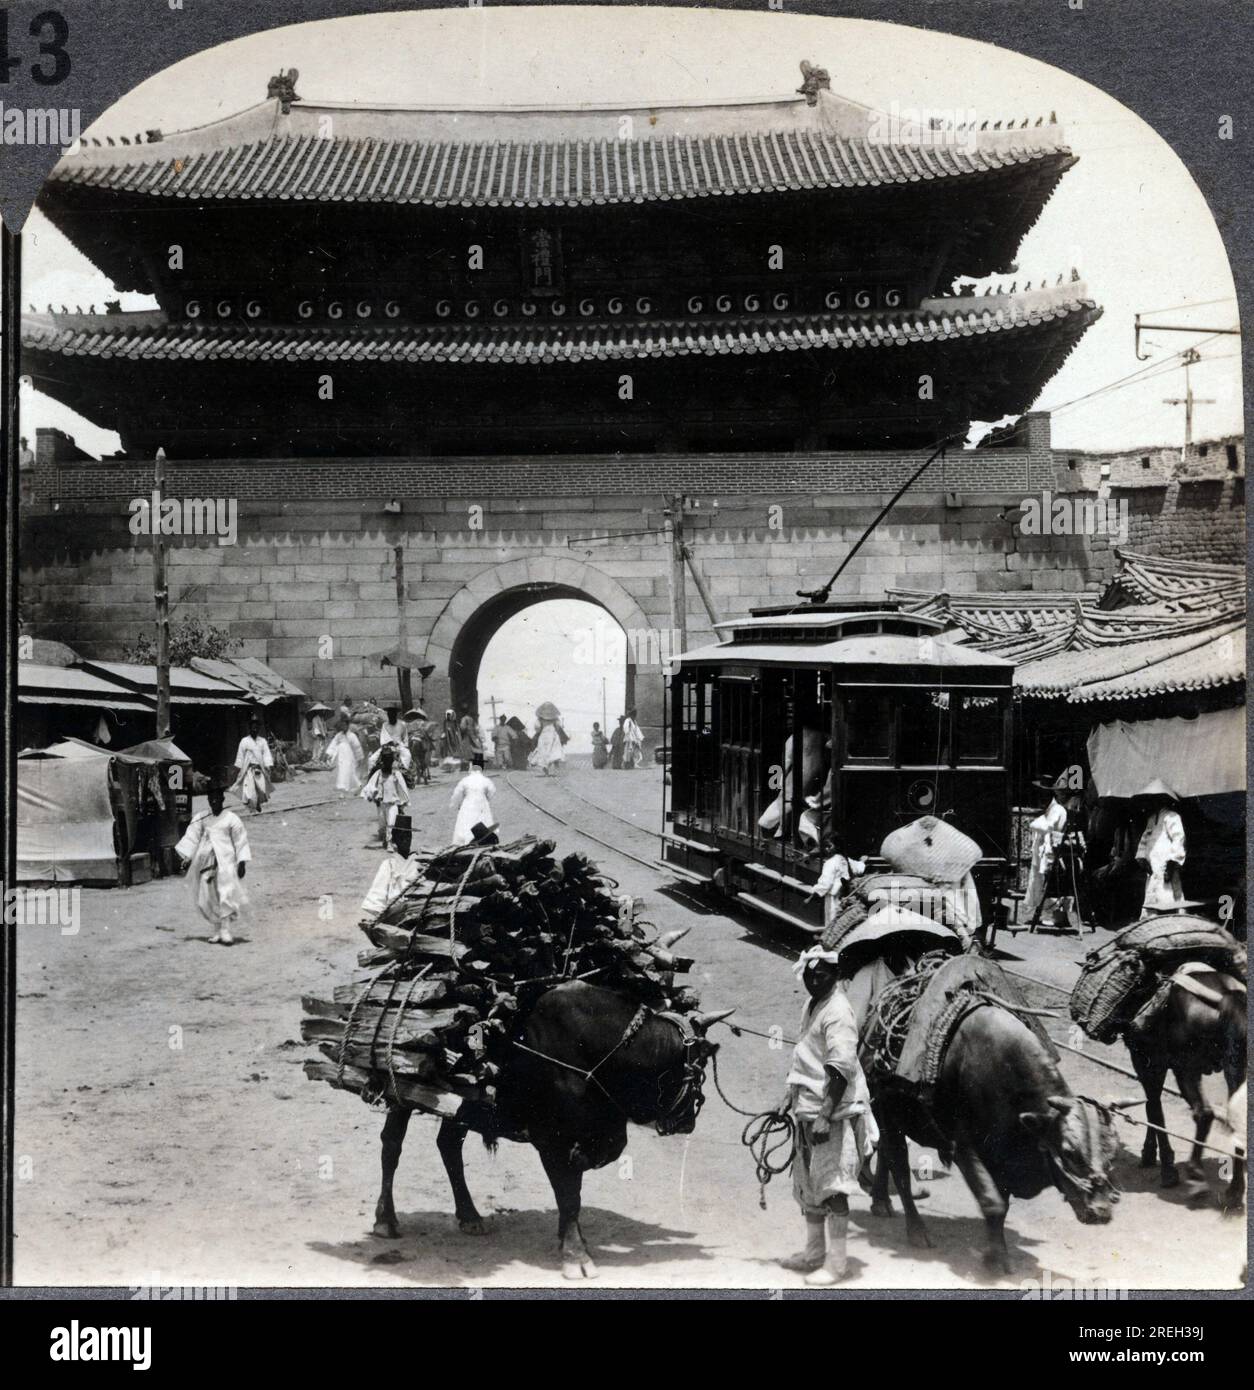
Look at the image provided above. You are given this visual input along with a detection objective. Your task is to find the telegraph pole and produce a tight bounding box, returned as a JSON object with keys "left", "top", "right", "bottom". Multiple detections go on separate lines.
{"left": 1163, "top": 349, "right": 1216, "bottom": 459}
{"left": 664, "top": 493, "right": 688, "bottom": 662}
{"left": 153, "top": 447, "right": 171, "bottom": 739}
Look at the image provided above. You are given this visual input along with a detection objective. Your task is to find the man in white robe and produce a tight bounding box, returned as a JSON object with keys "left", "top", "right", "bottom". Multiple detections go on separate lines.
{"left": 233, "top": 715, "right": 274, "bottom": 814}
{"left": 175, "top": 787, "right": 251, "bottom": 945}
{"left": 621, "top": 709, "right": 644, "bottom": 770}
{"left": 325, "top": 726, "right": 364, "bottom": 796}
{"left": 1135, "top": 780, "right": 1188, "bottom": 911}
{"left": 450, "top": 757, "right": 496, "bottom": 845}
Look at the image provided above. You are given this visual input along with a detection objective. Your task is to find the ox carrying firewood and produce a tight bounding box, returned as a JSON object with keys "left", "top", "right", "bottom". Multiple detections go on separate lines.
{"left": 302, "top": 835, "right": 728, "bottom": 1278}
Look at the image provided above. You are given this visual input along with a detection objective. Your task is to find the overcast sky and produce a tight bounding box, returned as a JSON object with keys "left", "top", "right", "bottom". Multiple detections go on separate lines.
{"left": 479, "top": 598, "right": 627, "bottom": 752}
{"left": 18, "top": 5, "right": 1242, "bottom": 453}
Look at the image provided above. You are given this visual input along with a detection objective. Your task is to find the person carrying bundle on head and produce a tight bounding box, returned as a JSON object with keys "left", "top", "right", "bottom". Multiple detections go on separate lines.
{"left": 529, "top": 702, "right": 567, "bottom": 776}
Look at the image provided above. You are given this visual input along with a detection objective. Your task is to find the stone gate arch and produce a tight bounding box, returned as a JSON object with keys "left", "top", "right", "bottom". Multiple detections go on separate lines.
{"left": 423, "top": 557, "right": 666, "bottom": 737}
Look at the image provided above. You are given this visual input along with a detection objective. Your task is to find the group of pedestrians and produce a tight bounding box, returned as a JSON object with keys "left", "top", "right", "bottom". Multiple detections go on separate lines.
{"left": 590, "top": 709, "right": 644, "bottom": 770}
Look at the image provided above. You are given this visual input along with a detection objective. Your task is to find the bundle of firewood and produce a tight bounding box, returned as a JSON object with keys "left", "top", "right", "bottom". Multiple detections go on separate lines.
{"left": 302, "top": 836, "right": 696, "bottom": 1118}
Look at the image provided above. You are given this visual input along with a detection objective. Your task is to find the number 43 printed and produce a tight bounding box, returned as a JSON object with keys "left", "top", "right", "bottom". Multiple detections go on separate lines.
{"left": 1, "top": 10, "right": 72, "bottom": 86}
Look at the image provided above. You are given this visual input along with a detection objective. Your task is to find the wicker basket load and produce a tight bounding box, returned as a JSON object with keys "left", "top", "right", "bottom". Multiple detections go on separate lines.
{"left": 1069, "top": 914, "right": 1244, "bottom": 1044}
{"left": 1113, "top": 915, "right": 1243, "bottom": 969}
{"left": 1069, "top": 951, "right": 1151, "bottom": 1044}
{"left": 820, "top": 894, "right": 869, "bottom": 951}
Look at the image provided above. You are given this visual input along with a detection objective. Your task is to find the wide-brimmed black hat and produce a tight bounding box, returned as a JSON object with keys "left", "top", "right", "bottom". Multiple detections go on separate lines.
{"left": 1033, "top": 772, "right": 1084, "bottom": 795}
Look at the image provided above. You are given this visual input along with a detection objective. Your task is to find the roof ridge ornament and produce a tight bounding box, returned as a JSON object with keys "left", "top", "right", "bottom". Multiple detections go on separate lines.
{"left": 797, "top": 61, "right": 831, "bottom": 106}
{"left": 267, "top": 68, "right": 302, "bottom": 115}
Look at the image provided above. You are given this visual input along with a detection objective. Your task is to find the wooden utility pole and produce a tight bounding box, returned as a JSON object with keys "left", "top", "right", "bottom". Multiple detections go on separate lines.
{"left": 664, "top": 493, "right": 688, "bottom": 662}
{"left": 153, "top": 447, "right": 171, "bottom": 738}
{"left": 393, "top": 542, "right": 412, "bottom": 710}
{"left": 487, "top": 694, "right": 500, "bottom": 724}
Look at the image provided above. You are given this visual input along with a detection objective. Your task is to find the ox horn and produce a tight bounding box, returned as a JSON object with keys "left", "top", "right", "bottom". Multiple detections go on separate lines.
{"left": 1046, "top": 1095, "right": 1074, "bottom": 1113}
{"left": 691, "top": 1008, "right": 736, "bottom": 1035}
{"left": 659, "top": 927, "right": 691, "bottom": 949}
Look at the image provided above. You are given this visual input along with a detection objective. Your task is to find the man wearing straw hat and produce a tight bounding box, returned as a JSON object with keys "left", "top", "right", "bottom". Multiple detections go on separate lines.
{"left": 776, "top": 945, "right": 879, "bottom": 1286}
{"left": 1133, "top": 779, "right": 1188, "bottom": 912}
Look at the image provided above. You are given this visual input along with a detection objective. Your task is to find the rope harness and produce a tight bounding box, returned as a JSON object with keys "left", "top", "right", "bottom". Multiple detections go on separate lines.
{"left": 510, "top": 1006, "right": 712, "bottom": 1136}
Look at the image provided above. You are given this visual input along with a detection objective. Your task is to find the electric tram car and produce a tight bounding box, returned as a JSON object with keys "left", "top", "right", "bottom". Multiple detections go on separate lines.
{"left": 661, "top": 602, "right": 1015, "bottom": 933}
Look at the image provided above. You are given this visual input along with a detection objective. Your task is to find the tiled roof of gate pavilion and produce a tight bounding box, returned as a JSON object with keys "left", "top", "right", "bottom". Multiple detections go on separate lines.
{"left": 20, "top": 281, "right": 1099, "bottom": 367}
{"left": 48, "top": 75, "right": 1074, "bottom": 211}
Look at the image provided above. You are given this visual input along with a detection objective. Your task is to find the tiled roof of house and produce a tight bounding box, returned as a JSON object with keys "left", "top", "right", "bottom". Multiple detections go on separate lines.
{"left": 1101, "top": 547, "right": 1245, "bottom": 611}
{"left": 1012, "top": 620, "right": 1244, "bottom": 701}
{"left": 892, "top": 547, "right": 1246, "bottom": 704}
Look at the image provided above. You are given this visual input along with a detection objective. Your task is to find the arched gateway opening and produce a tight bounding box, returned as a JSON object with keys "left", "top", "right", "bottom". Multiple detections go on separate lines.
{"left": 472, "top": 592, "right": 628, "bottom": 756}
{"left": 423, "top": 559, "right": 667, "bottom": 747}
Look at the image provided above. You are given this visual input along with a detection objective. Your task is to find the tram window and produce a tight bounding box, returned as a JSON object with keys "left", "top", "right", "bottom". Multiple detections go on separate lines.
{"left": 956, "top": 693, "right": 1003, "bottom": 763}
{"left": 844, "top": 691, "right": 892, "bottom": 761}
{"left": 898, "top": 689, "right": 951, "bottom": 766}
{"left": 681, "top": 681, "right": 699, "bottom": 731}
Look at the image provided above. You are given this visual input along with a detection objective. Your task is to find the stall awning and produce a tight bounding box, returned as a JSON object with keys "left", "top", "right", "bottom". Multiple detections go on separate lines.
{"left": 77, "top": 659, "right": 252, "bottom": 706}
{"left": 190, "top": 656, "right": 306, "bottom": 703}
{"left": 18, "top": 662, "right": 155, "bottom": 713}
{"left": 1087, "top": 708, "right": 1246, "bottom": 798}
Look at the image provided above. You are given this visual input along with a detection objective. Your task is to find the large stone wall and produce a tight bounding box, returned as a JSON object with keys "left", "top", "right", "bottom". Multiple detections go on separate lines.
{"left": 19, "top": 412, "right": 1245, "bottom": 738}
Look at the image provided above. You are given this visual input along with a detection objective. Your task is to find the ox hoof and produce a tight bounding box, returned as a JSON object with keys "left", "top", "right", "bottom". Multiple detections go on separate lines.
{"left": 982, "top": 1250, "right": 1012, "bottom": 1276}
{"left": 372, "top": 1221, "right": 401, "bottom": 1240}
{"left": 458, "top": 1217, "right": 489, "bottom": 1236}
{"left": 906, "top": 1222, "right": 932, "bottom": 1250}
{"left": 562, "top": 1258, "right": 600, "bottom": 1280}
{"left": 1160, "top": 1165, "right": 1180, "bottom": 1189}
{"left": 870, "top": 1200, "right": 894, "bottom": 1219}
{"left": 1220, "top": 1190, "right": 1245, "bottom": 1217}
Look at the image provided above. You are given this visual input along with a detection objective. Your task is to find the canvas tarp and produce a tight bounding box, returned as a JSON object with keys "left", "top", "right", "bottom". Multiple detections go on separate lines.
{"left": 17, "top": 748, "right": 120, "bottom": 883}
{"left": 1087, "top": 708, "right": 1246, "bottom": 799}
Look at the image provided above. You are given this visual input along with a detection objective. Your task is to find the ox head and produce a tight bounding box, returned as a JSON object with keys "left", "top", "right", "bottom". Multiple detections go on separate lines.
{"left": 653, "top": 1009, "right": 735, "bottom": 1137}
{"left": 1020, "top": 1094, "right": 1120, "bottom": 1225}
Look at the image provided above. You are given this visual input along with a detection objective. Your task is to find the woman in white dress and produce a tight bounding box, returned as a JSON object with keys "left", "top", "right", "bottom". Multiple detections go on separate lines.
{"left": 325, "top": 725, "right": 364, "bottom": 797}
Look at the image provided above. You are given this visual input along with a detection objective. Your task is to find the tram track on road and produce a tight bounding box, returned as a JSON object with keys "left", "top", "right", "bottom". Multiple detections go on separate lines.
{"left": 502, "top": 772, "right": 663, "bottom": 874}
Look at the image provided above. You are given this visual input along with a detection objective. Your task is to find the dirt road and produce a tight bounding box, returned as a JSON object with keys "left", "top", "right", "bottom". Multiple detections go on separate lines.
{"left": 15, "top": 764, "right": 1245, "bottom": 1290}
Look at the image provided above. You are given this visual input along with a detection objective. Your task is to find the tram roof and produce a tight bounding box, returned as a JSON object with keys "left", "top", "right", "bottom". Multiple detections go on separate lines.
{"left": 674, "top": 632, "right": 1014, "bottom": 671}
{"left": 714, "top": 608, "right": 945, "bottom": 634}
